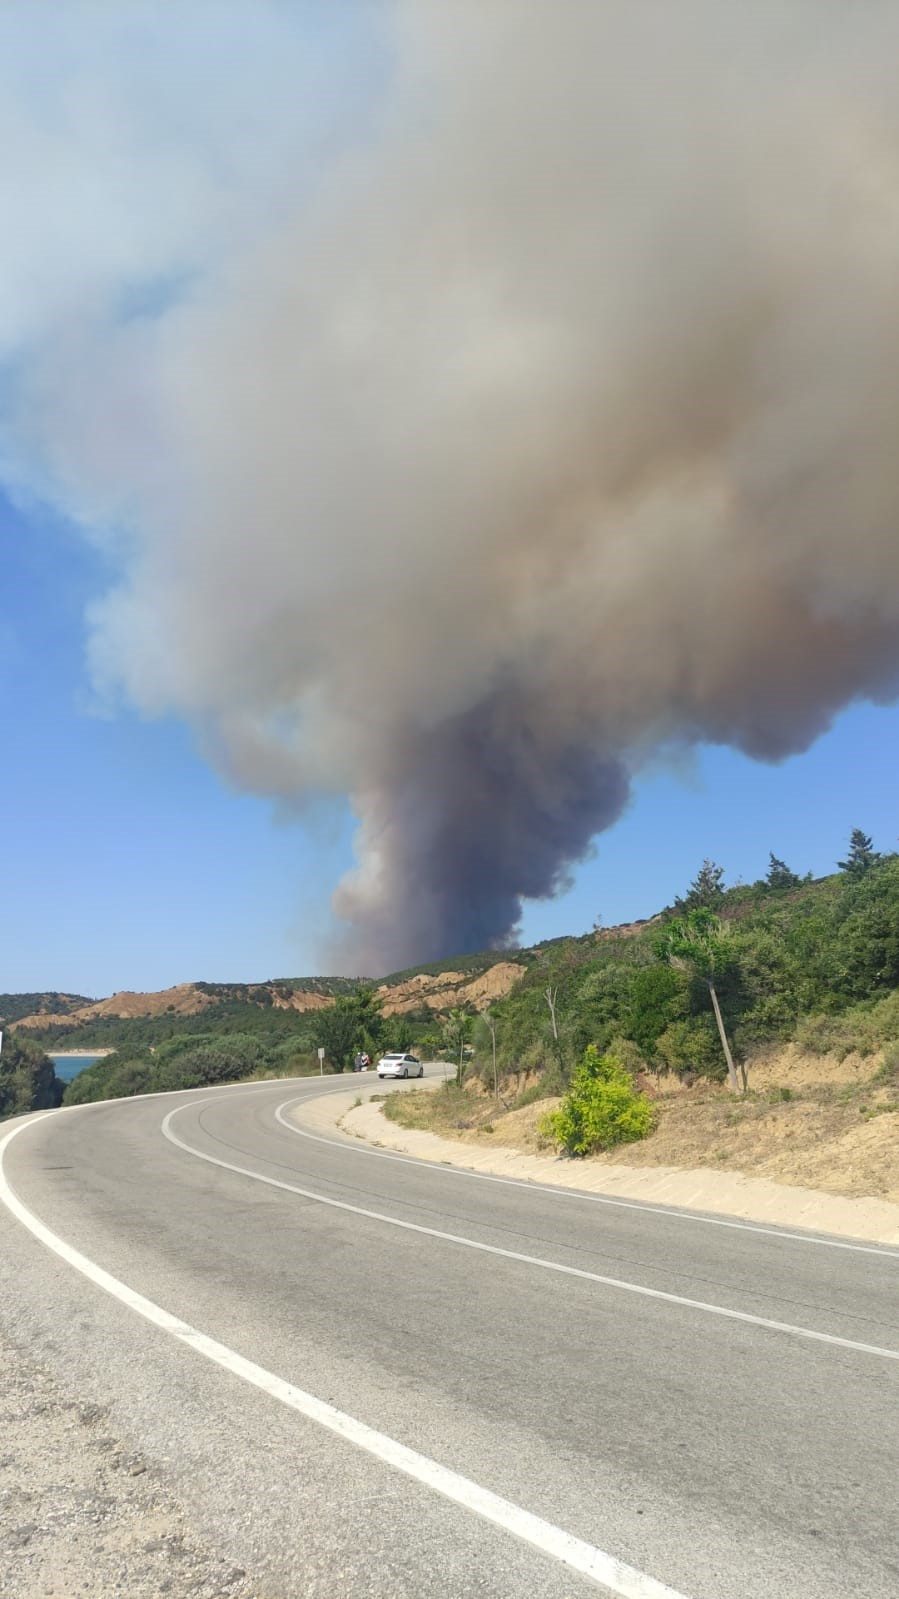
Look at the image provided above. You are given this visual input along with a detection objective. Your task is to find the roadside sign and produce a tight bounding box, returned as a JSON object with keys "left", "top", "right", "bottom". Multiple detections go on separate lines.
{"left": 318, "top": 1046, "right": 325, "bottom": 1076}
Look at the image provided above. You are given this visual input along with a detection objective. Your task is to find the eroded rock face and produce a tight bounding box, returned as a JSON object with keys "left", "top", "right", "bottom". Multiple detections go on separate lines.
{"left": 8, "top": 960, "right": 528, "bottom": 1036}
{"left": 269, "top": 989, "right": 334, "bottom": 1012}
{"left": 377, "top": 961, "right": 525, "bottom": 1016}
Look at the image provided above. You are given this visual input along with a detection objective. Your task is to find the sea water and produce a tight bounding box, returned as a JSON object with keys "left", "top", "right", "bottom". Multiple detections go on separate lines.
{"left": 50, "top": 1055, "right": 104, "bottom": 1082}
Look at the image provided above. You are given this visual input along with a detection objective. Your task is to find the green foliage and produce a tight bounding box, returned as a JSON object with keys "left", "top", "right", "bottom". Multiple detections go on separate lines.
{"left": 315, "top": 987, "right": 385, "bottom": 1072}
{"left": 872, "top": 1041, "right": 899, "bottom": 1087}
{"left": 13, "top": 841, "right": 899, "bottom": 1114}
{"left": 539, "top": 1044, "right": 655, "bottom": 1155}
{"left": 62, "top": 1032, "right": 275, "bottom": 1104}
{"left": 512, "top": 1079, "right": 550, "bottom": 1111}
{"left": 655, "top": 907, "right": 735, "bottom": 982}
{"left": 838, "top": 828, "right": 881, "bottom": 878}
{"left": 625, "top": 965, "right": 688, "bottom": 1059}
{"left": 794, "top": 990, "right": 899, "bottom": 1060}
{"left": 0, "top": 1033, "right": 63, "bottom": 1119}
{"left": 25, "top": 1001, "right": 323, "bottom": 1055}
{"left": 765, "top": 853, "right": 803, "bottom": 891}
{"left": 674, "top": 859, "right": 726, "bottom": 912}
{"left": 654, "top": 1016, "right": 725, "bottom": 1079}
{"left": 0, "top": 992, "right": 93, "bottom": 1025}
{"left": 385, "top": 1015, "right": 415, "bottom": 1051}
{"left": 64, "top": 1056, "right": 157, "bottom": 1104}
{"left": 442, "top": 1007, "right": 473, "bottom": 1085}
{"left": 655, "top": 909, "right": 741, "bottom": 1085}
{"left": 512, "top": 1060, "right": 568, "bottom": 1108}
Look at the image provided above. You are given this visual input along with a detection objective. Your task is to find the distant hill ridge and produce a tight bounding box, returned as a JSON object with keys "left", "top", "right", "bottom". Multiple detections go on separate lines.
{"left": 0, "top": 912, "right": 680, "bottom": 1042}
{"left": 4, "top": 962, "right": 533, "bottom": 1035}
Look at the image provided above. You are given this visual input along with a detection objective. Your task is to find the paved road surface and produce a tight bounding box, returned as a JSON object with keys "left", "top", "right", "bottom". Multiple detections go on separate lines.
{"left": 1, "top": 1074, "right": 897, "bottom": 1598}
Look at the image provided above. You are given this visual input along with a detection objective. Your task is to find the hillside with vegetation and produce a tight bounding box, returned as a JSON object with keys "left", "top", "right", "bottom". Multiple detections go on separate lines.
{"left": 459, "top": 838, "right": 898, "bottom": 1089}
{"left": 0, "top": 992, "right": 94, "bottom": 1026}
{"left": 0, "top": 1034, "right": 63, "bottom": 1119}
{"left": 2, "top": 831, "right": 897, "bottom": 1140}
{"left": 382, "top": 833, "right": 899, "bottom": 1194}
{"left": 5, "top": 956, "right": 528, "bottom": 1057}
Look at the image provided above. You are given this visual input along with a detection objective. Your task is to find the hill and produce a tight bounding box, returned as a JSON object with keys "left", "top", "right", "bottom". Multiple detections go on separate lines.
{"left": 4, "top": 855, "right": 897, "bottom": 1118}
{"left": 2, "top": 955, "right": 531, "bottom": 1053}
{"left": 0, "top": 992, "right": 95, "bottom": 1026}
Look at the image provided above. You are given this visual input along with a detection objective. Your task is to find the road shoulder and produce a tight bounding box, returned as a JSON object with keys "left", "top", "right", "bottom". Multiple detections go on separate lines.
{"left": 291, "top": 1083, "right": 899, "bottom": 1246}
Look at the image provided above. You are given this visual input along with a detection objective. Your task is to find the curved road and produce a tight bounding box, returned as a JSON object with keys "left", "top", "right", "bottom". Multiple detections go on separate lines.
{"left": 1, "top": 1074, "right": 897, "bottom": 1598}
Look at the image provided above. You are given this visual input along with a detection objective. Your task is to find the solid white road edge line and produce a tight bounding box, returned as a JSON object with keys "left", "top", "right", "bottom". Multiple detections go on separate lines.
{"left": 170, "top": 1102, "right": 899, "bottom": 1362}
{"left": 280, "top": 1089, "right": 899, "bottom": 1258}
{"left": 0, "top": 1114, "right": 690, "bottom": 1599}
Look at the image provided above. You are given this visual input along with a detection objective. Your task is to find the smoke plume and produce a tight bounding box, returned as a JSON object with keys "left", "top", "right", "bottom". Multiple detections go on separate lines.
{"left": 5, "top": 3, "right": 899, "bottom": 969}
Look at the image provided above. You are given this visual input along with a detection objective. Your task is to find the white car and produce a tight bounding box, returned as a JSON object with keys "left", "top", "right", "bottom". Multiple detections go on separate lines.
{"left": 377, "top": 1051, "right": 424, "bottom": 1079}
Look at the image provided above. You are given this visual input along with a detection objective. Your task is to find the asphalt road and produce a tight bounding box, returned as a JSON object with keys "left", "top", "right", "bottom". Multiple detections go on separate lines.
{"left": 1, "top": 1073, "right": 897, "bottom": 1599}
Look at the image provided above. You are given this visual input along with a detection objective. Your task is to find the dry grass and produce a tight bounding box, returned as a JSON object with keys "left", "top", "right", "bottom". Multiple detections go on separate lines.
{"left": 385, "top": 1048, "right": 899, "bottom": 1202}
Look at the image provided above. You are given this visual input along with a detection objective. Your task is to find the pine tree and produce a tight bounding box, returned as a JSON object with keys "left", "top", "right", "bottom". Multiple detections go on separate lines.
{"left": 675, "top": 859, "right": 726, "bottom": 912}
{"left": 837, "top": 828, "right": 880, "bottom": 878}
{"left": 765, "top": 852, "right": 801, "bottom": 891}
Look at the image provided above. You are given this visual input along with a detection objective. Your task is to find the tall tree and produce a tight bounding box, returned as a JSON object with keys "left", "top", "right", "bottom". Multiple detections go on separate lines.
{"left": 838, "top": 828, "right": 881, "bottom": 878}
{"left": 316, "top": 987, "right": 385, "bottom": 1072}
{"left": 765, "top": 853, "right": 802, "bottom": 890}
{"left": 675, "top": 859, "right": 726, "bottom": 912}
{"left": 442, "top": 1007, "right": 473, "bottom": 1086}
{"left": 656, "top": 909, "right": 743, "bottom": 1091}
{"left": 481, "top": 1008, "right": 499, "bottom": 1100}
{"left": 543, "top": 983, "right": 564, "bottom": 1072}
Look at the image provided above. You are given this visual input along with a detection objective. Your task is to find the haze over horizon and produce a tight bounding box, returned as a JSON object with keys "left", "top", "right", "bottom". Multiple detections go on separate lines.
{"left": 4, "top": 2, "right": 899, "bottom": 992}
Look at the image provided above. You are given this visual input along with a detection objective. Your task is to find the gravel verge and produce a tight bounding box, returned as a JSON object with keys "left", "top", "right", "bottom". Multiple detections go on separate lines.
{"left": 0, "top": 1329, "right": 264, "bottom": 1599}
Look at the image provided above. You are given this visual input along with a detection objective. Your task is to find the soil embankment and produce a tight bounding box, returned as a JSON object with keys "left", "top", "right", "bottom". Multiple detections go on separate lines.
{"left": 302, "top": 1047, "right": 899, "bottom": 1245}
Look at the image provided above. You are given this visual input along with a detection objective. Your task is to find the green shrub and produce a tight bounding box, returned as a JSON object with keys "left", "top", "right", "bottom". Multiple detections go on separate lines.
{"left": 871, "top": 1041, "right": 899, "bottom": 1087}
{"left": 795, "top": 991, "right": 899, "bottom": 1059}
{"left": 512, "top": 1080, "right": 547, "bottom": 1110}
{"left": 0, "top": 1033, "right": 62, "bottom": 1119}
{"left": 539, "top": 1045, "right": 655, "bottom": 1156}
{"left": 654, "top": 1016, "right": 725, "bottom": 1080}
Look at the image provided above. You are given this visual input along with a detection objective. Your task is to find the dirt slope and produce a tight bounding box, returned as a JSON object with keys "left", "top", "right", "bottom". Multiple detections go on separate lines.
{"left": 383, "top": 1045, "right": 899, "bottom": 1203}
{"left": 11, "top": 963, "right": 526, "bottom": 1033}
{"left": 378, "top": 961, "right": 524, "bottom": 1015}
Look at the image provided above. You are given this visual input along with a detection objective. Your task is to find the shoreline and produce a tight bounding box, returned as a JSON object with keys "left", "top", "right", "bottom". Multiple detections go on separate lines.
{"left": 48, "top": 1048, "right": 115, "bottom": 1058}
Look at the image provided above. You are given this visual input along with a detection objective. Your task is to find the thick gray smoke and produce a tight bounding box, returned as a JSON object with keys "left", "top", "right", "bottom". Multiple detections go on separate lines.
{"left": 5, "top": 3, "right": 899, "bottom": 969}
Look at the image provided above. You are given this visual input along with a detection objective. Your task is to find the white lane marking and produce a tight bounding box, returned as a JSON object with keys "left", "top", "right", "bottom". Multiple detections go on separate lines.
{"left": 279, "top": 1092, "right": 899, "bottom": 1259}
{"left": 0, "top": 1114, "right": 690, "bottom": 1599}
{"left": 164, "top": 1104, "right": 899, "bottom": 1362}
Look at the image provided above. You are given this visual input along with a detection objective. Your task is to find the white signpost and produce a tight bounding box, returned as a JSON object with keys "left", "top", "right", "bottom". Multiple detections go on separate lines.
{"left": 318, "top": 1046, "right": 325, "bottom": 1076}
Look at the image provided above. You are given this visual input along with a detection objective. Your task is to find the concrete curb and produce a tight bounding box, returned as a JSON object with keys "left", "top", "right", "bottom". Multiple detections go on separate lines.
{"left": 289, "top": 1080, "right": 899, "bottom": 1247}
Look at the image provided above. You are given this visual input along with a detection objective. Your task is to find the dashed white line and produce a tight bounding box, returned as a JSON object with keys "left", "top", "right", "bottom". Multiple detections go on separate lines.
{"left": 0, "top": 1110, "right": 690, "bottom": 1599}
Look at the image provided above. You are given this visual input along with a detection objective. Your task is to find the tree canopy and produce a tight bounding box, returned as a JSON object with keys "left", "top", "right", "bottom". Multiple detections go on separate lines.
{"left": 315, "top": 987, "right": 385, "bottom": 1072}
{"left": 838, "top": 828, "right": 881, "bottom": 878}
{"left": 765, "top": 853, "right": 803, "bottom": 890}
{"left": 675, "top": 858, "right": 726, "bottom": 911}
{"left": 0, "top": 1033, "right": 62, "bottom": 1119}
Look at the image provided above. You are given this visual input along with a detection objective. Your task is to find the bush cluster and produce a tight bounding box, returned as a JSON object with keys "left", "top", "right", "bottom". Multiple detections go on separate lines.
{"left": 539, "top": 1045, "right": 655, "bottom": 1156}
{"left": 62, "top": 1032, "right": 287, "bottom": 1105}
{"left": 0, "top": 1033, "right": 62, "bottom": 1118}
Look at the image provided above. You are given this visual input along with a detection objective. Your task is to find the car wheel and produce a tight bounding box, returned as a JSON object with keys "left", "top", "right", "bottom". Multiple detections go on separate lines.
{"left": 402, "top": 1066, "right": 409, "bottom": 1078}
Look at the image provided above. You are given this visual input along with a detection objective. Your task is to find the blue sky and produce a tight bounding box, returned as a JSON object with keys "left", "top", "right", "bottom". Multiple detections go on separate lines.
{"left": 5, "top": 484, "right": 897, "bottom": 995}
